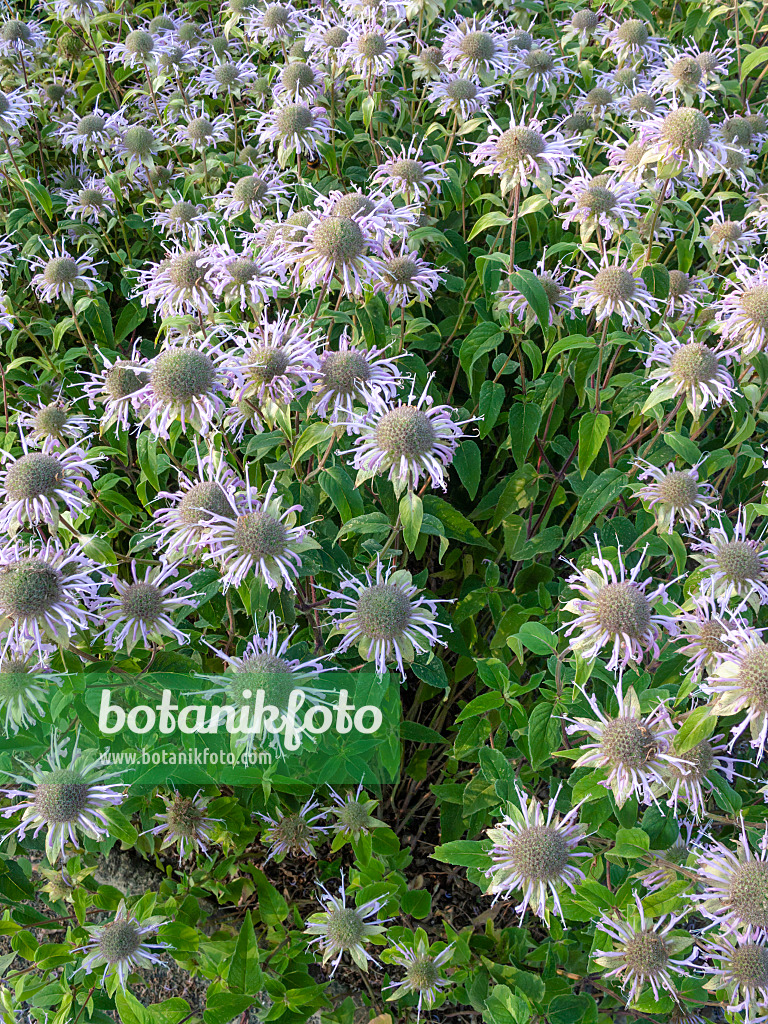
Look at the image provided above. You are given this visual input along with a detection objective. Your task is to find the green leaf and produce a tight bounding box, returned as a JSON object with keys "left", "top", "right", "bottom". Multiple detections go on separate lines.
{"left": 203, "top": 993, "right": 254, "bottom": 1024}
{"left": 422, "top": 496, "right": 495, "bottom": 551}
{"left": 514, "top": 622, "right": 558, "bottom": 655}
{"left": 640, "top": 263, "right": 670, "bottom": 299}
{"left": 607, "top": 827, "right": 650, "bottom": 861}
{"left": 454, "top": 440, "right": 481, "bottom": 499}
{"left": 399, "top": 491, "right": 423, "bottom": 552}
{"left": 431, "top": 840, "right": 490, "bottom": 869}
{"left": 455, "top": 691, "right": 505, "bottom": 721}
{"left": 320, "top": 465, "right": 364, "bottom": 523}
{"left": 478, "top": 381, "right": 505, "bottom": 437}
{"left": 467, "top": 211, "right": 511, "bottom": 241}
{"left": 564, "top": 469, "right": 628, "bottom": 544}
{"left": 508, "top": 404, "right": 543, "bottom": 469}
{"left": 136, "top": 432, "right": 159, "bottom": 492}
{"left": 252, "top": 869, "right": 288, "bottom": 925}
{"left": 24, "top": 179, "right": 53, "bottom": 219}
{"left": 664, "top": 432, "right": 701, "bottom": 465}
{"left": 741, "top": 45, "right": 768, "bottom": 79}
{"left": 228, "top": 911, "right": 262, "bottom": 994}
{"left": 293, "top": 421, "right": 335, "bottom": 463}
{"left": 82, "top": 297, "right": 114, "bottom": 348}
{"left": 401, "top": 889, "right": 431, "bottom": 918}
{"left": 114, "top": 301, "right": 147, "bottom": 344}
{"left": 707, "top": 770, "right": 742, "bottom": 813}
{"left": 509, "top": 269, "right": 550, "bottom": 333}
{"left": 578, "top": 413, "right": 610, "bottom": 478}
{"left": 102, "top": 807, "right": 138, "bottom": 845}
{"left": 459, "top": 323, "right": 503, "bottom": 380}
{"left": 526, "top": 703, "right": 555, "bottom": 769}
{"left": 545, "top": 334, "right": 594, "bottom": 370}
{"left": 674, "top": 706, "right": 716, "bottom": 754}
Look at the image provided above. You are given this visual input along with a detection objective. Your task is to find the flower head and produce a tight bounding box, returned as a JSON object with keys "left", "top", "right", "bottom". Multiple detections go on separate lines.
{"left": 28, "top": 242, "right": 99, "bottom": 305}
{"left": 257, "top": 101, "right": 331, "bottom": 166}
{"left": 136, "top": 246, "right": 216, "bottom": 318}
{"left": 146, "top": 790, "right": 218, "bottom": 861}
{"left": 326, "top": 558, "right": 446, "bottom": 677}
{"left": 702, "top": 929, "right": 768, "bottom": 1023}
{"left": 469, "top": 109, "right": 577, "bottom": 195}
{"left": 137, "top": 339, "right": 231, "bottom": 439}
{"left": 101, "top": 560, "right": 192, "bottom": 653}
{"left": 645, "top": 335, "right": 736, "bottom": 417}
{"left": 309, "top": 332, "right": 401, "bottom": 424}
{"left": 258, "top": 795, "right": 328, "bottom": 859}
{"left": 697, "top": 821, "right": 768, "bottom": 933}
{"left": 1, "top": 733, "right": 123, "bottom": 861}
{"left": 305, "top": 873, "right": 388, "bottom": 974}
{"left": 634, "top": 460, "right": 718, "bottom": 533}
{"left": 572, "top": 257, "right": 658, "bottom": 327}
{"left": 692, "top": 510, "right": 768, "bottom": 603}
{"left": 441, "top": 12, "right": 512, "bottom": 76}
{"left": 485, "top": 785, "right": 588, "bottom": 920}
{"left": 328, "top": 784, "right": 384, "bottom": 841}
{"left": 564, "top": 540, "right": 674, "bottom": 673}
{"left": 229, "top": 311, "right": 319, "bottom": 409}
{"left": 0, "top": 641, "right": 58, "bottom": 735}
{"left": 704, "top": 626, "right": 768, "bottom": 759}
{"left": 594, "top": 894, "right": 697, "bottom": 1006}
{"left": 716, "top": 262, "right": 768, "bottom": 356}
{"left": 0, "top": 439, "right": 98, "bottom": 531}
{"left": 638, "top": 107, "right": 730, "bottom": 180}
{"left": 78, "top": 901, "right": 166, "bottom": 989}
{"left": 384, "top": 937, "right": 453, "bottom": 1019}
{"left": 567, "top": 683, "right": 689, "bottom": 807}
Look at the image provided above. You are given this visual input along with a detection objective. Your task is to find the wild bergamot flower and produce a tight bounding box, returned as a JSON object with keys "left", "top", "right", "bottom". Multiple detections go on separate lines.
{"left": 485, "top": 785, "right": 588, "bottom": 921}
{"left": 566, "top": 683, "right": 690, "bottom": 808}
{"left": 715, "top": 261, "right": 768, "bottom": 356}
{"left": 384, "top": 936, "right": 454, "bottom": 1019}
{"left": 78, "top": 901, "right": 167, "bottom": 989}
{"left": 594, "top": 894, "right": 697, "bottom": 1006}
{"left": 145, "top": 790, "right": 218, "bottom": 861}
{"left": 704, "top": 627, "right": 768, "bottom": 759}
{"left": 100, "top": 560, "right": 193, "bottom": 653}
{"left": 645, "top": 334, "right": 736, "bottom": 417}
{"left": 701, "top": 929, "right": 768, "bottom": 1023}
{"left": 1, "top": 734, "right": 124, "bottom": 861}
{"left": 697, "top": 821, "right": 768, "bottom": 933}
{"left": 326, "top": 558, "right": 446, "bottom": 677}
{"left": 309, "top": 332, "right": 401, "bottom": 424}
{"left": 634, "top": 460, "right": 718, "bottom": 534}
{"left": 28, "top": 242, "right": 99, "bottom": 304}
{"left": 469, "top": 109, "right": 577, "bottom": 195}
{"left": 440, "top": 12, "right": 513, "bottom": 76}
{"left": 0, "top": 641, "right": 58, "bottom": 735}
{"left": 692, "top": 509, "right": 768, "bottom": 604}
{"left": 257, "top": 794, "right": 328, "bottom": 860}
{"left": 638, "top": 106, "right": 730, "bottom": 180}
{"left": 328, "top": 783, "right": 385, "bottom": 844}
{"left": 305, "top": 873, "right": 388, "bottom": 974}
{"left": 572, "top": 256, "right": 658, "bottom": 326}
{"left": 563, "top": 539, "right": 675, "bottom": 673}
{"left": 0, "top": 439, "right": 99, "bottom": 531}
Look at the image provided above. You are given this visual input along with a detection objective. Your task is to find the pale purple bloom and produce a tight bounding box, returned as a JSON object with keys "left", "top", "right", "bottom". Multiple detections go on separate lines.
{"left": 697, "top": 820, "right": 768, "bottom": 933}
{"left": 340, "top": 21, "right": 409, "bottom": 77}
{"left": 673, "top": 591, "right": 744, "bottom": 681}
{"left": 701, "top": 929, "right": 768, "bottom": 1023}
{"left": 136, "top": 339, "right": 231, "bottom": 440}
{"left": 594, "top": 893, "right": 697, "bottom": 1005}
{"left": 305, "top": 9, "right": 350, "bottom": 64}
{"left": 82, "top": 349, "right": 149, "bottom": 432}
{"left": 645, "top": 334, "right": 736, "bottom": 416}
{"left": 384, "top": 938, "right": 453, "bottom": 1019}
{"left": 599, "top": 17, "right": 664, "bottom": 63}
{"left": 0, "top": 538, "right": 102, "bottom": 655}
{"left": 684, "top": 39, "right": 734, "bottom": 85}
{"left": 500, "top": 253, "right": 573, "bottom": 325}
{"left": 28, "top": 241, "right": 99, "bottom": 304}
{"left": 200, "top": 242, "right": 283, "bottom": 309}
{"left": 428, "top": 74, "right": 498, "bottom": 121}
{"left": 606, "top": 136, "right": 654, "bottom": 185}
{"left": 78, "top": 901, "right": 166, "bottom": 989}
{"left": 152, "top": 196, "right": 214, "bottom": 244}
{"left": 309, "top": 332, "right": 401, "bottom": 424}
{"left": 246, "top": 1, "right": 301, "bottom": 42}
{"left": 136, "top": 246, "right": 216, "bottom": 318}
{"left": 0, "top": 294, "right": 12, "bottom": 333}
{"left": 228, "top": 311, "right": 319, "bottom": 409}
{"left": 0, "top": 733, "right": 124, "bottom": 861}
{"left": 441, "top": 12, "right": 512, "bottom": 76}
{"left": 566, "top": 683, "right": 689, "bottom": 807}
{"left": 258, "top": 795, "right": 328, "bottom": 860}
{"left": 556, "top": 171, "right": 645, "bottom": 241}
{"left": 663, "top": 735, "right": 738, "bottom": 818}
{"left": 485, "top": 785, "right": 588, "bottom": 920}
{"left": 665, "top": 270, "right": 709, "bottom": 318}
{"left": 371, "top": 140, "right": 449, "bottom": 203}
{"left": 0, "top": 437, "right": 98, "bottom": 530}
{"left": 344, "top": 379, "right": 466, "bottom": 493}
{"left": 563, "top": 539, "right": 675, "bottom": 673}
{"left": 214, "top": 164, "right": 290, "bottom": 221}
{"left": 152, "top": 445, "right": 242, "bottom": 561}
{"left": 652, "top": 49, "right": 713, "bottom": 101}
{"left": 52, "top": 0, "right": 105, "bottom": 23}
{"left": 373, "top": 243, "right": 444, "bottom": 307}
{"left": 327, "top": 783, "right": 383, "bottom": 839}
{"left": 145, "top": 790, "right": 218, "bottom": 861}
{"left": 305, "top": 872, "right": 388, "bottom": 974}
{"left": 692, "top": 509, "right": 768, "bottom": 603}
{"left": 469, "top": 109, "right": 578, "bottom": 195}
{"left": 572, "top": 256, "right": 658, "bottom": 326}
{"left": 291, "top": 210, "right": 384, "bottom": 297}
{"left": 704, "top": 626, "right": 768, "bottom": 759}
{"left": 0, "top": 17, "right": 46, "bottom": 54}
{"left": 705, "top": 207, "right": 761, "bottom": 256}
{"left": 201, "top": 476, "right": 311, "bottom": 592}
{"left": 326, "top": 558, "right": 446, "bottom": 677}
{"left": 512, "top": 43, "right": 572, "bottom": 94}
{"left": 0, "top": 639, "right": 58, "bottom": 735}
{"left": 100, "top": 560, "right": 193, "bottom": 652}
{"left": 634, "top": 460, "right": 718, "bottom": 533}
{"left": 62, "top": 177, "right": 114, "bottom": 225}
{"left": 272, "top": 60, "right": 324, "bottom": 102}
{"left": 197, "top": 55, "right": 259, "bottom": 96}
{"left": 574, "top": 84, "right": 620, "bottom": 122}
{"left": 108, "top": 26, "right": 158, "bottom": 68}
{"left": 56, "top": 104, "right": 127, "bottom": 155}
{"left": 311, "top": 188, "right": 419, "bottom": 245}
{"left": 715, "top": 261, "right": 768, "bottom": 356}
{"left": 115, "top": 123, "right": 165, "bottom": 174}
{"left": 638, "top": 107, "right": 731, "bottom": 180}
{"left": 173, "top": 106, "right": 232, "bottom": 151}
{"left": 0, "top": 87, "right": 31, "bottom": 134}
{"left": 256, "top": 101, "right": 331, "bottom": 166}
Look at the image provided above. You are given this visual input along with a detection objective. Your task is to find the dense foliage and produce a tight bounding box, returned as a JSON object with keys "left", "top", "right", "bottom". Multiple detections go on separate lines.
{"left": 0, "top": 0, "right": 768, "bottom": 1021}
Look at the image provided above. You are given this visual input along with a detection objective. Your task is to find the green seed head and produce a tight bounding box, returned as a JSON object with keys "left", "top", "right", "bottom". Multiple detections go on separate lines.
{"left": 729, "top": 860, "right": 768, "bottom": 929}
{"left": 723, "top": 116, "right": 753, "bottom": 146}
{"left": 729, "top": 942, "right": 768, "bottom": 988}
{"left": 77, "top": 113, "right": 107, "bottom": 138}
{"left": 97, "top": 919, "right": 143, "bottom": 962}
{"left": 232, "top": 510, "right": 288, "bottom": 559}
{"left": 281, "top": 61, "right": 314, "bottom": 92}
{"left": 229, "top": 653, "right": 295, "bottom": 709}
{"left": 600, "top": 715, "right": 657, "bottom": 768}
{"left": 459, "top": 30, "right": 495, "bottom": 61}
{"left": 5, "top": 453, "right": 64, "bottom": 501}
{"left": 151, "top": 349, "right": 216, "bottom": 402}
{"left": 446, "top": 78, "right": 477, "bottom": 102}
{"left": 124, "top": 29, "right": 155, "bottom": 57}
{"left": 508, "top": 824, "right": 570, "bottom": 881}
{"left": 275, "top": 103, "right": 313, "bottom": 137}
{"left": 592, "top": 266, "right": 636, "bottom": 301}
{"left": 739, "top": 284, "right": 768, "bottom": 332}
{"left": 737, "top": 644, "right": 768, "bottom": 711}
{"left": 43, "top": 257, "right": 80, "bottom": 287}
{"left": 669, "top": 342, "right": 719, "bottom": 386}
{"left": 623, "top": 930, "right": 670, "bottom": 975}
{"left": 178, "top": 481, "right": 233, "bottom": 526}
{"left": 105, "top": 364, "right": 146, "bottom": 400}
{"left": 0, "top": 559, "right": 62, "bottom": 618}
{"left": 312, "top": 217, "right": 366, "bottom": 263}
{"left": 33, "top": 768, "right": 90, "bottom": 823}
{"left": 355, "top": 583, "right": 412, "bottom": 640}
{"left": 167, "top": 252, "right": 206, "bottom": 291}
{"left": 232, "top": 174, "right": 268, "bottom": 205}
{"left": 571, "top": 9, "right": 599, "bottom": 31}
{"left": 654, "top": 470, "right": 700, "bottom": 509}
{"left": 661, "top": 107, "right": 711, "bottom": 152}
{"left": 325, "top": 906, "right": 366, "bottom": 949}
{"left": 321, "top": 350, "right": 371, "bottom": 394}
{"left": 616, "top": 19, "right": 649, "bottom": 46}
{"left": 120, "top": 582, "right": 163, "bottom": 623}
{"left": 122, "top": 125, "right": 156, "bottom": 157}
{"left": 262, "top": 3, "right": 290, "bottom": 30}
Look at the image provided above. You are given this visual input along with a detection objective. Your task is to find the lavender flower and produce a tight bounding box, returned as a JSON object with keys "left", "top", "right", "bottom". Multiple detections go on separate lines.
{"left": 28, "top": 242, "right": 99, "bottom": 304}
{"left": 152, "top": 196, "right": 214, "bottom": 244}
{"left": 674, "top": 592, "right": 741, "bottom": 680}
{"left": 499, "top": 254, "right": 573, "bottom": 327}
{"left": 213, "top": 165, "right": 289, "bottom": 221}
{"left": 441, "top": 12, "right": 512, "bottom": 76}
{"left": 512, "top": 44, "right": 572, "bottom": 94}
{"left": 0, "top": 641, "right": 58, "bottom": 734}
{"left": 566, "top": 683, "right": 689, "bottom": 807}
{"left": 197, "top": 55, "right": 259, "bottom": 96}
{"left": 638, "top": 107, "right": 730, "bottom": 180}
{"left": 305, "top": 873, "right": 388, "bottom": 974}
{"left": 715, "top": 261, "right": 768, "bottom": 356}
{"left": 634, "top": 460, "right": 718, "bottom": 533}
{"left": 697, "top": 821, "right": 768, "bottom": 932}
{"left": 428, "top": 75, "right": 498, "bottom": 121}
{"left": 257, "top": 101, "right": 331, "bottom": 166}
{"left": 665, "top": 270, "right": 709, "bottom": 318}
{"left": 309, "top": 333, "right": 401, "bottom": 424}
{"left": 563, "top": 540, "right": 675, "bottom": 673}
{"left": 469, "top": 110, "right": 577, "bottom": 195}
{"left": 78, "top": 901, "right": 166, "bottom": 989}
{"left": 228, "top": 311, "right": 318, "bottom": 409}
{"left": 146, "top": 791, "right": 218, "bottom": 861}
{"left": 692, "top": 510, "right": 768, "bottom": 603}
{"left": 201, "top": 477, "right": 312, "bottom": 592}
{"left": 556, "top": 172, "right": 645, "bottom": 242}
{"left": 645, "top": 334, "right": 736, "bottom": 417}
{"left": 600, "top": 17, "right": 664, "bottom": 63}
{"left": 62, "top": 177, "right": 114, "bottom": 225}
{"left": 384, "top": 937, "right": 453, "bottom": 1019}
{"left": 200, "top": 243, "right": 283, "bottom": 310}
{"left": 344, "top": 380, "right": 465, "bottom": 493}
{"left": 373, "top": 245, "right": 444, "bottom": 307}
{"left": 485, "top": 785, "right": 588, "bottom": 920}
{"left": 326, "top": 558, "right": 446, "bottom": 677}
{"left": 0, "top": 439, "right": 98, "bottom": 531}
{"left": 701, "top": 929, "right": 768, "bottom": 1022}
{"left": 0, "top": 539, "right": 101, "bottom": 655}
{"left": 291, "top": 211, "right": 383, "bottom": 298}
{"left": 136, "top": 246, "right": 216, "bottom": 318}
{"left": 258, "top": 795, "right": 328, "bottom": 860}
{"left": 328, "top": 784, "right": 384, "bottom": 842}
{"left": 662, "top": 736, "right": 737, "bottom": 818}
{"left": 572, "top": 257, "right": 658, "bottom": 327}
{"left": 594, "top": 894, "right": 697, "bottom": 1006}
{"left": 56, "top": 104, "right": 126, "bottom": 155}
{"left": 1, "top": 734, "right": 123, "bottom": 861}
{"left": 705, "top": 627, "right": 768, "bottom": 759}
{"left": 136, "top": 340, "right": 231, "bottom": 439}
{"left": 341, "top": 23, "right": 409, "bottom": 77}
{"left": 173, "top": 107, "right": 232, "bottom": 151}
{"left": 82, "top": 351, "right": 149, "bottom": 433}
{"left": 101, "top": 560, "right": 193, "bottom": 653}
{"left": 371, "top": 141, "right": 448, "bottom": 203}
